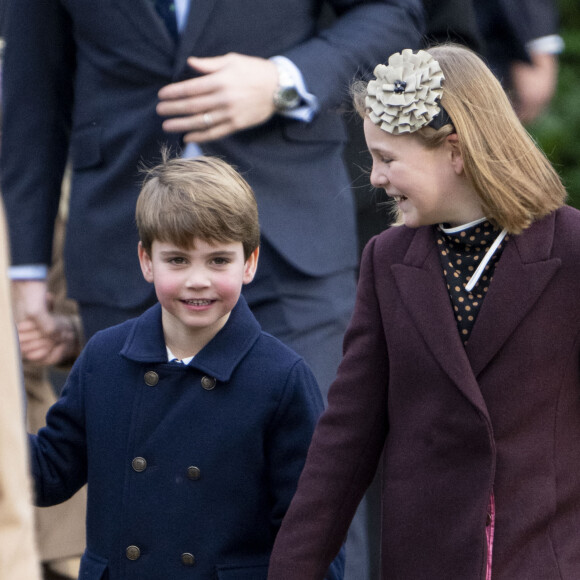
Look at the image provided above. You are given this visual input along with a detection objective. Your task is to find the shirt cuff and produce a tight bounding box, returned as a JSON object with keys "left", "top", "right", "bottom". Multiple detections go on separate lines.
{"left": 270, "top": 55, "right": 319, "bottom": 122}
{"left": 526, "top": 34, "right": 565, "bottom": 55}
{"left": 8, "top": 264, "right": 48, "bottom": 280}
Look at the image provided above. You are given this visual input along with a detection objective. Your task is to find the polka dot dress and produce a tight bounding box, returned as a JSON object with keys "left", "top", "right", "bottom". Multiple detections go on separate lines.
{"left": 436, "top": 219, "right": 509, "bottom": 345}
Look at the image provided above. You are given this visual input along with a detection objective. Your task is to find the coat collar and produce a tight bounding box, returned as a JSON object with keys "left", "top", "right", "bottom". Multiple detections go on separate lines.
{"left": 390, "top": 211, "right": 561, "bottom": 415}
{"left": 119, "top": 295, "right": 262, "bottom": 382}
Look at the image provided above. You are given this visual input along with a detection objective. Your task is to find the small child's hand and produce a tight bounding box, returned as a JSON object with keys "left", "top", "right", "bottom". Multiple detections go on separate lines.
{"left": 17, "top": 313, "right": 82, "bottom": 367}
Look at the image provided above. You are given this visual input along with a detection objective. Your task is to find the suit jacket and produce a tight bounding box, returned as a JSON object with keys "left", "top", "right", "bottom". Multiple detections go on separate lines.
{"left": 422, "top": 0, "right": 482, "bottom": 51}
{"left": 30, "top": 297, "right": 340, "bottom": 580}
{"left": 268, "top": 205, "right": 580, "bottom": 579}
{"left": 1, "top": 0, "right": 424, "bottom": 310}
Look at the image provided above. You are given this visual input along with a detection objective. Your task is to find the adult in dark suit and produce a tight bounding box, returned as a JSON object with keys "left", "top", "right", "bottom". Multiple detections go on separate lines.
{"left": 1, "top": 1, "right": 425, "bottom": 578}
{"left": 1, "top": 0, "right": 423, "bottom": 391}
{"left": 474, "top": 0, "right": 563, "bottom": 123}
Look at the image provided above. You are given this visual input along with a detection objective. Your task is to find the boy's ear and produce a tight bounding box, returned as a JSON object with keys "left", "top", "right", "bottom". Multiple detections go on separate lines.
{"left": 242, "top": 246, "right": 260, "bottom": 285}
{"left": 447, "top": 133, "right": 464, "bottom": 175}
{"left": 138, "top": 242, "right": 154, "bottom": 283}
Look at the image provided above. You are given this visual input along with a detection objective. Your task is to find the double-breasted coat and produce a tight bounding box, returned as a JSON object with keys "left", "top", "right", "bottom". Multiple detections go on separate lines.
{"left": 268, "top": 205, "right": 580, "bottom": 579}
{"left": 30, "top": 297, "right": 331, "bottom": 579}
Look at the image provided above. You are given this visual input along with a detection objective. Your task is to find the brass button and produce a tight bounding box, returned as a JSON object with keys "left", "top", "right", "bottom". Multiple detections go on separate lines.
{"left": 187, "top": 466, "right": 201, "bottom": 481}
{"left": 126, "top": 545, "right": 141, "bottom": 560}
{"left": 201, "top": 375, "right": 216, "bottom": 390}
{"left": 181, "top": 552, "right": 195, "bottom": 566}
{"left": 132, "top": 457, "right": 147, "bottom": 472}
{"left": 144, "top": 371, "right": 159, "bottom": 386}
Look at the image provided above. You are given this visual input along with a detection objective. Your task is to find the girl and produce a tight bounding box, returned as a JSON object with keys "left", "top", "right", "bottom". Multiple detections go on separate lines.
{"left": 268, "top": 44, "right": 580, "bottom": 579}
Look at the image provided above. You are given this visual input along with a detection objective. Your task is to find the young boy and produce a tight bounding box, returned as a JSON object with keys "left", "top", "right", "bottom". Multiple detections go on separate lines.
{"left": 29, "top": 155, "right": 342, "bottom": 579}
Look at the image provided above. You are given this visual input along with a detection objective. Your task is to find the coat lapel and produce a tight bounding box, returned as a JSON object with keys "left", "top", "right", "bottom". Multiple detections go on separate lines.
{"left": 115, "top": 0, "right": 176, "bottom": 57}
{"left": 391, "top": 227, "right": 489, "bottom": 416}
{"left": 465, "top": 212, "right": 561, "bottom": 376}
{"left": 174, "top": 0, "right": 218, "bottom": 76}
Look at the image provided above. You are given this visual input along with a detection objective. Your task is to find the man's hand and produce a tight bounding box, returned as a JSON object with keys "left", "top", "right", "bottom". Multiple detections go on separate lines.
{"left": 510, "top": 51, "right": 558, "bottom": 124}
{"left": 17, "top": 314, "right": 81, "bottom": 366}
{"left": 157, "top": 53, "right": 279, "bottom": 143}
{"left": 12, "top": 280, "right": 81, "bottom": 365}
{"left": 12, "top": 279, "right": 52, "bottom": 327}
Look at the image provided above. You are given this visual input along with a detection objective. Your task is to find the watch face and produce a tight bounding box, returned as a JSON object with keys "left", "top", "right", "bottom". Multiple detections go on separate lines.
{"left": 275, "top": 87, "right": 301, "bottom": 111}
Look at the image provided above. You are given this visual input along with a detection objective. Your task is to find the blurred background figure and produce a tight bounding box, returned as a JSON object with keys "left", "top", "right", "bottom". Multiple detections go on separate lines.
{"left": 474, "top": 0, "right": 563, "bottom": 124}
{"left": 0, "top": 13, "right": 85, "bottom": 580}
{"left": 0, "top": 198, "right": 41, "bottom": 580}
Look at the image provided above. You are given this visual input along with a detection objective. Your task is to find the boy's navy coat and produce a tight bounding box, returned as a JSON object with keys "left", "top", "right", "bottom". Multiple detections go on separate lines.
{"left": 269, "top": 206, "right": 580, "bottom": 579}
{"left": 30, "top": 297, "right": 328, "bottom": 579}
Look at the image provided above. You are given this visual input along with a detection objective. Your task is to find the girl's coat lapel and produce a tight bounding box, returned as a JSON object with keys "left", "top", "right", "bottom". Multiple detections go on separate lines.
{"left": 391, "top": 213, "right": 560, "bottom": 417}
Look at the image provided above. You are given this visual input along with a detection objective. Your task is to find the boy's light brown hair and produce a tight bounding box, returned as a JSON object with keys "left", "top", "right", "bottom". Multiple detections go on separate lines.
{"left": 352, "top": 44, "right": 567, "bottom": 234}
{"left": 136, "top": 152, "right": 260, "bottom": 259}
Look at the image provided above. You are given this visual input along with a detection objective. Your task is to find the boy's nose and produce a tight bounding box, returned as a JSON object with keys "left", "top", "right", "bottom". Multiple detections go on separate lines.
{"left": 185, "top": 268, "right": 211, "bottom": 288}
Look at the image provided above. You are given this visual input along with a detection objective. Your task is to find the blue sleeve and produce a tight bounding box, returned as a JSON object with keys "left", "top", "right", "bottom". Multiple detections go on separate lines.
{"left": 29, "top": 351, "right": 88, "bottom": 506}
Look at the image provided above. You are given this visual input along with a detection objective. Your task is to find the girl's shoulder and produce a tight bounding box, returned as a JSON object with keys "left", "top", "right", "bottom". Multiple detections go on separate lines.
{"left": 363, "top": 224, "right": 432, "bottom": 267}
{"left": 367, "top": 224, "right": 417, "bottom": 253}
{"left": 552, "top": 205, "right": 580, "bottom": 243}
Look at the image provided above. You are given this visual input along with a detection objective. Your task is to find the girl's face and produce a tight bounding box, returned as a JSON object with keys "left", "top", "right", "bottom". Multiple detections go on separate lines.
{"left": 364, "top": 117, "right": 484, "bottom": 228}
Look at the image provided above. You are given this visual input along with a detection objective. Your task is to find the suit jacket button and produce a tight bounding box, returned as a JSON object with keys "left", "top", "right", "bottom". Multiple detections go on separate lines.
{"left": 144, "top": 371, "right": 159, "bottom": 386}
{"left": 181, "top": 552, "right": 195, "bottom": 566}
{"left": 201, "top": 375, "right": 216, "bottom": 390}
{"left": 126, "top": 545, "right": 141, "bottom": 560}
{"left": 132, "top": 457, "right": 147, "bottom": 472}
{"left": 187, "top": 466, "right": 201, "bottom": 480}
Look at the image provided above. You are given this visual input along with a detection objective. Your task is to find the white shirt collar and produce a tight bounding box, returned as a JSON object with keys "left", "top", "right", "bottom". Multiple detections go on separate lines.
{"left": 166, "top": 346, "right": 194, "bottom": 365}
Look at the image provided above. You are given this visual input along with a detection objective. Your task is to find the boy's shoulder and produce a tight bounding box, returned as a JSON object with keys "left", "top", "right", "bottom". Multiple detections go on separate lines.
{"left": 198, "top": 296, "right": 311, "bottom": 379}
{"left": 249, "top": 329, "right": 306, "bottom": 367}
{"left": 82, "top": 303, "right": 164, "bottom": 360}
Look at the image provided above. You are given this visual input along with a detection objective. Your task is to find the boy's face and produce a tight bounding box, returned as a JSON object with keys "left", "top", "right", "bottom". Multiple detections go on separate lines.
{"left": 138, "top": 238, "right": 258, "bottom": 350}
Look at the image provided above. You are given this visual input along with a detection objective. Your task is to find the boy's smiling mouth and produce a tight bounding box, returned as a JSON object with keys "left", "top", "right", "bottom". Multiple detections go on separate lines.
{"left": 182, "top": 299, "right": 214, "bottom": 306}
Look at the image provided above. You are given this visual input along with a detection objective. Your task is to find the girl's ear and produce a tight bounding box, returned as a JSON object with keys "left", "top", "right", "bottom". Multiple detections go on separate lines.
{"left": 447, "top": 133, "right": 464, "bottom": 175}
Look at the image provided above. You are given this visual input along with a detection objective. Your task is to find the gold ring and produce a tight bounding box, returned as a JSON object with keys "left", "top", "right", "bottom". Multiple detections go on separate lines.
{"left": 203, "top": 112, "right": 213, "bottom": 128}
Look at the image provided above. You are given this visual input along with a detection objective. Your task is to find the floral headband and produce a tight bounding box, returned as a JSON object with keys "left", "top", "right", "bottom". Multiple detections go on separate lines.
{"left": 365, "top": 49, "right": 451, "bottom": 135}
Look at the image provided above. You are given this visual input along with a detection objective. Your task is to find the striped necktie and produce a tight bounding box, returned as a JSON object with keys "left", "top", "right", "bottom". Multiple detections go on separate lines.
{"left": 154, "top": 0, "right": 179, "bottom": 42}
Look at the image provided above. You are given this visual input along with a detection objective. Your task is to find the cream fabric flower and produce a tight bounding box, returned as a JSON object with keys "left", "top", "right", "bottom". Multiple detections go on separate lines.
{"left": 366, "top": 49, "right": 445, "bottom": 135}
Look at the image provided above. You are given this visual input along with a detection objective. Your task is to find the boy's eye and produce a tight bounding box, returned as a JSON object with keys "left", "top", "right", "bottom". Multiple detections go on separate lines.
{"left": 169, "top": 257, "right": 187, "bottom": 265}
{"left": 212, "top": 257, "right": 230, "bottom": 265}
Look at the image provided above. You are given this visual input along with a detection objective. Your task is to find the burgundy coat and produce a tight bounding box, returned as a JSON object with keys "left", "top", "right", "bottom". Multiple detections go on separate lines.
{"left": 268, "top": 205, "right": 580, "bottom": 579}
